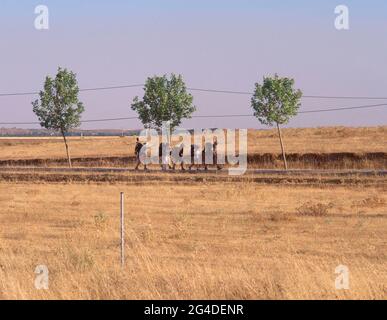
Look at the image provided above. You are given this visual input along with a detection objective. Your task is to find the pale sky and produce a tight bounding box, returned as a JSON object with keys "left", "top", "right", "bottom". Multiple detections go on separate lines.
{"left": 0, "top": 0, "right": 386, "bottom": 130}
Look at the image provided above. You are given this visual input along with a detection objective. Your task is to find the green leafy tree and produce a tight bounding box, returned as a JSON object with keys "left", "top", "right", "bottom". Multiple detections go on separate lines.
{"left": 131, "top": 74, "right": 196, "bottom": 134}
{"left": 32, "top": 67, "right": 85, "bottom": 167}
{"left": 251, "top": 74, "right": 302, "bottom": 170}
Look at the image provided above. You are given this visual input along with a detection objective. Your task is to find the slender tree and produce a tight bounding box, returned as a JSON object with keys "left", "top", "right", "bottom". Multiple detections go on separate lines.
{"left": 251, "top": 74, "right": 302, "bottom": 170}
{"left": 131, "top": 74, "right": 196, "bottom": 134}
{"left": 32, "top": 67, "right": 85, "bottom": 167}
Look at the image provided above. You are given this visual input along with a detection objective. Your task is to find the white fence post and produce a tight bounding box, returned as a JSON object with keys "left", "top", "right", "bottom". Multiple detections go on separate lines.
{"left": 120, "top": 192, "right": 125, "bottom": 267}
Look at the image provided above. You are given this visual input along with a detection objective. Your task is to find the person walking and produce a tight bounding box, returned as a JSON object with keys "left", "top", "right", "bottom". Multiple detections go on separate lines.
{"left": 134, "top": 138, "right": 147, "bottom": 171}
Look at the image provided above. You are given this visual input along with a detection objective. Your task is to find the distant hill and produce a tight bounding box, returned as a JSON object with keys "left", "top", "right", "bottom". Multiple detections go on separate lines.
{"left": 0, "top": 127, "right": 220, "bottom": 137}
{"left": 0, "top": 128, "right": 141, "bottom": 137}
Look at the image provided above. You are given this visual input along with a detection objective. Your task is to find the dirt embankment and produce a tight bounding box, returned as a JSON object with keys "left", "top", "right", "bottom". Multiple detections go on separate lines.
{"left": 248, "top": 152, "right": 386, "bottom": 169}
{"left": 0, "top": 171, "right": 385, "bottom": 186}
{"left": 0, "top": 152, "right": 385, "bottom": 169}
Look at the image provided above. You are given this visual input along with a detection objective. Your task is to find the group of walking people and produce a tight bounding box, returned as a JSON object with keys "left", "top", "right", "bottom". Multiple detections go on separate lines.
{"left": 134, "top": 138, "right": 222, "bottom": 171}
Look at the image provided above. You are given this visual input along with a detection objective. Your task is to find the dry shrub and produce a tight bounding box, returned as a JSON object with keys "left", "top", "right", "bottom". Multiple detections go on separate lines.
{"left": 94, "top": 212, "right": 108, "bottom": 230}
{"left": 296, "top": 202, "right": 332, "bottom": 217}
{"left": 26, "top": 189, "right": 40, "bottom": 196}
{"left": 68, "top": 249, "right": 95, "bottom": 272}
{"left": 248, "top": 211, "right": 295, "bottom": 223}
{"left": 138, "top": 224, "right": 155, "bottom": 243}
{"left": 3, "top": 232, "right": 26, "bottom": 241}
{"left": 53, "top": 219, "right": 84, "bottom": 229}
{"left": 355, "top": 196, "right": 386, "bottom": 208}
{"left": 170, "top": 214, "right": 192, "bottom": 239}
{"left": 269, "top": 211, "right": 295, "bottom": 222}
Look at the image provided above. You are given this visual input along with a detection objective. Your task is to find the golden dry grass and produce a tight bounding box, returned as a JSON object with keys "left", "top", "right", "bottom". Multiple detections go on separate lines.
{"left": 0, "top": 126, "right": 386, "bottom": 160}
{"left": 0, "top": 181, "right": 386, "bottom": 299}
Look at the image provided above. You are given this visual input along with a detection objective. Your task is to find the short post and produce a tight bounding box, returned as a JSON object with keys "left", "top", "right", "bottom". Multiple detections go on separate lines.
{"left": 120, "top": 192, "right": 125, "bottom": 268}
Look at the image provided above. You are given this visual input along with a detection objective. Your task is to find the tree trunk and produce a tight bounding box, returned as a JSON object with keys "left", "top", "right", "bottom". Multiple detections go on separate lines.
{"left": 61, "top": 131, "right": 72, "bottom": 168}
{"left": 276, "top": 123, "right": 288, "bottom": 170}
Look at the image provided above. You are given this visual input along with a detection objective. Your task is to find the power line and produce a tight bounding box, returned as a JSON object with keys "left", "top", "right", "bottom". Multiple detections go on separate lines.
{"left": 188, "top": 88, "right": 387, "bottom": 100}
{"left": 79, "top": 84, "right": 144, "bottom": 92}
{"left": 0, "top": 84, "right": 144, "bottom": 97}
{"left": 0, "top": 103, "right": 386, "bottom": 126}
{"left": 298, "top": 103, "right": 387, "bottom": 113}
{"left": 81, "top": 116, "right": 138, "bottom": 123}
{"left": 192, "top": 103, "right": 387, "bottom": 117}
{"left": 0, "top": 116, "right": 138, "bottom": 125}
{"left": 302, "top": 95, "right": 387, "bottom": 100}
{"left": 0, "top": 84, "right": 387, "bottom": 100}
{"left": 188, "top": 88, "right": 252, "bottom": 96}
{"left": 0, "top": 91, "right": 38, "bottom": 97}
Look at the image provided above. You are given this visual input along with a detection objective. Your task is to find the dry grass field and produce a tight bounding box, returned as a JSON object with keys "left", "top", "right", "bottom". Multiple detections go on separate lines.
{"left": 0, "top": 180, "right": 386, "bottom": 299}
{"left": 0, "top": 126, "right": 386, "bottom": 160}
{"left": 1, "top": 126, "right": 386, "bottom": 170}
{"left": 0, "top": 126, "right": 386, "bottom": 300}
